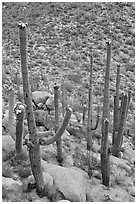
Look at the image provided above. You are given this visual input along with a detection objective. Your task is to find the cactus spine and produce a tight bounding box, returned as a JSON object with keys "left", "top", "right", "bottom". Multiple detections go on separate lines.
{"left": 101, "top": 41, "right": 111, "bottom": 186}
{"left": 18, "top": 23, "right": 44, "bottom": 195}
{"left": 54, "top": 84, "right": 63, "bottom": 163}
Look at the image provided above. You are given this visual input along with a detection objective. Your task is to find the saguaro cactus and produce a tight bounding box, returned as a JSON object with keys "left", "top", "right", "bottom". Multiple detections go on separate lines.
{"left": 87, "top": 55, "right": 100, "bottom": 150}
{"left": 54, "top": 84, "right": 63, "bottom": 163}
{"left": 19, "top": 23, "right": 72, "bottom": 196}
{"left": 112, "top": 66, "right": 131, "bottom": 157}
{"left": 112, "top": 93, "right": 129, "bottom": 157}
{"left": 101, "top": 41, "right": 111, "bottom": 186}
{"left": 18, "top": 22, "right": 44, "bottom": 195}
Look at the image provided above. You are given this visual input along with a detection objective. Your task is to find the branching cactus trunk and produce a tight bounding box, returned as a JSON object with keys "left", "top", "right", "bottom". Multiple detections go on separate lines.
{"left": 15, "top": 104, "right": 25, "bottom": 156}
{"left": 112, "top": 67, "right": 131, "bottom": 157}
{"left": 101, "top": 41, "right": 111, "bottom": 187}
{"left": 8, "top": 86, "right": 15, "bottom": 140}
{"left": 54, "top": 84, "right": 63, "bottom": 163}
{"left": 18, "top": 23, "right": 44, "bottom": 195}
{"left": 112, "top": 93, "right": 129, "bottom": 157}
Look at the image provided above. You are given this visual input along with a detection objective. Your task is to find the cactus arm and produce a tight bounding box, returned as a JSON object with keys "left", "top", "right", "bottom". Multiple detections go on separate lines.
{"left": 91, "top": 106, "right": 100, "bottom": 130}
{"left": 39, "top": 106, "right": 72, "bottom": 145}
{"left": 15, "top": 104, "right": 25, "bottom": 155}
{"left": 125, "top": 90, "right": 132, "bottom": 119}
{"left": 54, "top": 84, "right": 63, "bottom": 162}
{"left": 18, "top": 22, "right": 44, "bottom": 195}
{"left": 112, "top": 65, "right": 120, "bottom": 145}
{"left": 30, "top": 67, "right": 35, "bottom": 92}
{"left": 61, "top": 79, "right": 67, "bottom": 116}
{"left": 112, "top": 93, "right": 128, "bottom": 156}
{"left": 87, "top": 55, "right": 93, "bottom": 150}
{"left": 16, "top": 71, "right": 23, "bottom": 102}
{"left": 8, "top": 86, "right": 15, "bottom": 140}
{"left": 116, "top": 93, "right": 128, "bottom": 146}
{"left": 54, "top": 85, "right": 60, "bottom": 132}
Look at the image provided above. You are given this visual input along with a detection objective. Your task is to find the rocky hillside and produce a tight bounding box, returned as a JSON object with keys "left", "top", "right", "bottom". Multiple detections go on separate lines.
{"left": 2, "top": 2, "right": 135, "bottom": 202}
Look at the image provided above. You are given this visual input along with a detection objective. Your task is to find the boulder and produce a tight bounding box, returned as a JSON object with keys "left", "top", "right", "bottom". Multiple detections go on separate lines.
{"left": 2, "top": 177, "right": 22, "bottom": 192}
{"left": 123, "top": 146, "right": 135, "bottom": 164}
{"left": 41, "top": 160, "right": 87, "bottom": 202}
{"left": 57, "top": 200, "right": 71, "bottom": 202}
{"left": 2, "top": 135, "right": 15, "bottom": 160}
{"left": 32, "top": 91, "right": 52, "bottom": 104}
{"left": 110, "top": 155, "right": 131, "bottom": 172}
{"left": 28, "top": 172, "right": 53, "bottom": 189}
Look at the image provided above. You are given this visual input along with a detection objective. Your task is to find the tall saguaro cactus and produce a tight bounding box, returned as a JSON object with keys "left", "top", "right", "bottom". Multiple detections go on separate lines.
{"left": 18, "top": 23, "right": 44, "bottom": 195}
{"left": 87, "top": 55, "right": 100, "bottom": 151}
{"left": 101, "top": 41, "right": 111, "bottom": 186}
{"left": 54, "top": 84, "right": 63, "bottom": 163}
{"left": 87, "top": 55, "right": 93, "bottom": 151}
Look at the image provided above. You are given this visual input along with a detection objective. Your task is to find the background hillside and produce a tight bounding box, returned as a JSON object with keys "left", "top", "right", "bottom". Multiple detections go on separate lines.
{"left": 2, "top": 2, "right": 135, "bottom": 131}
{"left": 2, "top": 2, "right": 135, "bottom": 202}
